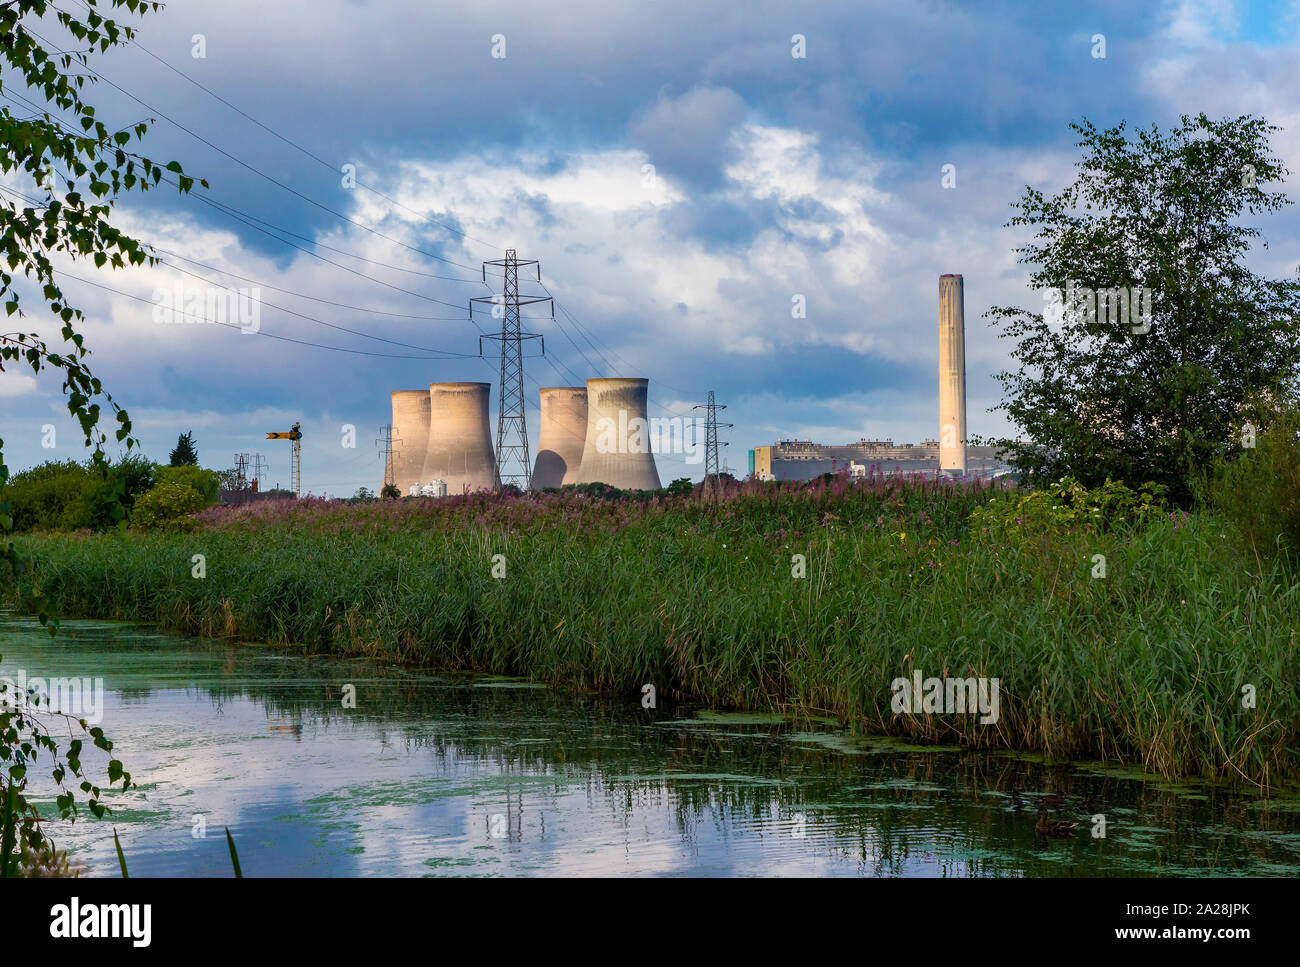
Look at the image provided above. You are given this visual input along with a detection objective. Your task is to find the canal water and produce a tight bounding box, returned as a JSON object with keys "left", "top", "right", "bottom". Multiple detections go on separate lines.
{"left": 2, "top": 615, "right": 1297, "bottom": 877}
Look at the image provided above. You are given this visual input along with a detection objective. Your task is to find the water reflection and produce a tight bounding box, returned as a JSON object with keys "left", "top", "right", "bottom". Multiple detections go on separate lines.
{"left": 2, "top": 615, "right": 1297, "bottom": 877}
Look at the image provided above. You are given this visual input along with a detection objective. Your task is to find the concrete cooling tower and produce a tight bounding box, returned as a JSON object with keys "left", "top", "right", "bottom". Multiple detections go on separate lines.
{"left": 575, "top": 377, "right": 661, "bottom": 491}
{"left": 420, "top": 382, "right": 498, "bottom": 494}
{"left": 530, "top": 387, "right": 588, "bottom": 489}
{"left": 939, "top": 274, "right": 968, "bottom": 476}
{"left": 386, "top": 390, "right": 431, "bottom": 495}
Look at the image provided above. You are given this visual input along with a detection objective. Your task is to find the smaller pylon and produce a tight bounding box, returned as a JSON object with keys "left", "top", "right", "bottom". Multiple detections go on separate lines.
{"left": 693, "top": 390, "right": 732, "bottom": 500}
{"left": 376, "top": 423, "right": 398, "bottom": 492}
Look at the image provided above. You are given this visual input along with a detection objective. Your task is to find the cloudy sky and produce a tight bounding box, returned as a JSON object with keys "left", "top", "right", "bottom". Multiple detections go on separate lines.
{"left": 3, "top": 0, "right": 1299, "bottom": 494}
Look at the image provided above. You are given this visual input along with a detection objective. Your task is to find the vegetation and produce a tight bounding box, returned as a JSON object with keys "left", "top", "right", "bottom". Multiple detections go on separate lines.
{"left": 1, "top": 457, "right": 219, "bottom": 533}
{"left": 7, "top": 472, "right": 1297, "bottom": 787}
{"left": 168, "top": 431, "right": 199, "bottom": 466}
{"left": 2, "top": 456, "right": 147, "bottom": 531}
{"left": 1, "top": 0, "right": 202, "bottom": 877}
{"left": 1199, "top": 408, "right": 1300, "bottom": 564}
{"left": 969, "top": 476, "right": 1168, "bottom": 539}
{"left": 987, "top": 114, "right": 1300, "bottom": 503}
{"left": 128, "top": 478, "right": 210, "bottom": 532}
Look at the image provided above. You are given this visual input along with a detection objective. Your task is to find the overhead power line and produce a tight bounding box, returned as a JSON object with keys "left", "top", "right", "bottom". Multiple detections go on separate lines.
{"left": 54, "top": 269, "right": 479, "bottom": 360}
{"left": 55, "top": 0, "right": 503, "bottom": 255}
{"left": 8, "top": 20, "right": 705, "bottom": 437}
{"left": 21, "top": 20, "right": 481, "bottom": 272}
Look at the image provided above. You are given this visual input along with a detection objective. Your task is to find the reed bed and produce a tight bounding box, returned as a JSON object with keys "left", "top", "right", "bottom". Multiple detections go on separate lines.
{"left": 7, "top": 475, "right": 1297, "bottom": 787}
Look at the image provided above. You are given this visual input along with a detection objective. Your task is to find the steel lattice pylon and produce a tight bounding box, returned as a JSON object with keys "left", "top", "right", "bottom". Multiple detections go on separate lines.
{"left": 693, "top": 390, "right": 733, "bottom": 499}
{"left": 471, "top": 249, "right": 549, "bottom": 490}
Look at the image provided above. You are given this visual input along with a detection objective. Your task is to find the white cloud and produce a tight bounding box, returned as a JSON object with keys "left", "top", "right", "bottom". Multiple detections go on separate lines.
{"left": 0, "top": 369, "right": 40, "bottom": 399}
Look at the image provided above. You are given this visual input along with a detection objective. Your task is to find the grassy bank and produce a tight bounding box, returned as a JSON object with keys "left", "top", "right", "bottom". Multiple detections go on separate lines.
{"left": 6, "top": 477, "right": 1297, "bottom": 787}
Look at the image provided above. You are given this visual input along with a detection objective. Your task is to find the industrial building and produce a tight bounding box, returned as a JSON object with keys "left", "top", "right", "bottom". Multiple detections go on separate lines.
{"left": 531, "top": 386, "right": 588, "bottom": 489}
{"left": 574, "top": 377, "right": 662, "bottom": 491}
{"left": 418, "top": 382, "right": 498, "bottom": 493}
{"left": 386, "top": 390, "right": 432, "bottom": 496}
{"left": 939, "top": 273, "right": 967, "bottom": 475}
{"left": 386, "top": 376, "right": 666, "bottom": 495}
{"left": 750, "top": 439, "right": 1007, "bottom": 481}
{"left": 386, "top": 272, "right": 987, "bottom": 494}
{"left": 747, "top": 273, "right": 1012, "bottom": 482}
{"left": 383, "top": 381, "right": 501, "bottom": 496}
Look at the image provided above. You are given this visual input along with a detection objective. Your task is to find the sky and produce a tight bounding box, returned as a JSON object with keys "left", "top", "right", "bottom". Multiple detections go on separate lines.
{"left": 2, "top": 0, "right": 1299, "bottom": 495}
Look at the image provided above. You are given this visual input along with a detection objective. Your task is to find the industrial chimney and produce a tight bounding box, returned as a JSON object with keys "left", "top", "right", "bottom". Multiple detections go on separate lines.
{"left": 386, "top": 390, "right": 431, "bottom": 495}
{"left": 575, "top": 377, "right": 662, "bottom": 490}
{"left": 421, "top": 382, "right": 498, "bottom": 494}
{"left": 939, "top": 274, "right": 967, "bottom": 476}
{"left": 531, "top": 386, "right": 588, "bottom": 489}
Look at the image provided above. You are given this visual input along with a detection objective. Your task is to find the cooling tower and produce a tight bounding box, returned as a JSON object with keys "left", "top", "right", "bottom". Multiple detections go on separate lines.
{"left": 939, "top": 273, "right": 968, "bottom": 476}
{"left": 575, "top": 377, "right": 661, "bottom": 491}
{"left": 530, "top": 387, "right": 588, "bottom": 489}
{"left": 386, "top": 390, "right": 431, "bottom": 495}
{"left": 420, "top": 382, "right": 498, "bottom": 493}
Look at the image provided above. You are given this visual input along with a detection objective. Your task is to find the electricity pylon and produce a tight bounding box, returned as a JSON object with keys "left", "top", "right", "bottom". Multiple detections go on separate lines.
{"left": 376, "top": 424, "right": 398, "bottom": 490}
{"left": 471, "top": 249, "right": 549, "bottom": 489}
{"left": 693, "top": 390, "right": 732, "bottom": 500}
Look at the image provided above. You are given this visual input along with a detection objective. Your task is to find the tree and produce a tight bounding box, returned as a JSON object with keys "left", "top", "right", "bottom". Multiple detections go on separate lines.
{"left": 157, "top": 464, "right": 218, "bottom": 503}
{"left": 666, "top": 477, "right": 695, "bottom": 497}
{"left": 130, "top": 478, "right": 208, "bottom": 531}
{"left": 0, "top": 0, "right": 202, "bottom": 875}
{"left": 986, "top": 114, "right": 1300, "bottom": 503}
{"left": 380, "top": 483, "right": 401, "bottom": 500}
{"left": 168, "top": 430, "right": 198, "bottom": 466}
{"left": 215, "top": 467, "right": 243, "bottom": 491}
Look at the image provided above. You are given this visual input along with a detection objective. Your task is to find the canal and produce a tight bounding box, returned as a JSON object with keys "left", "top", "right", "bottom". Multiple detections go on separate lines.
{"left": 3, "top": 615, "right": 1297, "bottom": 876}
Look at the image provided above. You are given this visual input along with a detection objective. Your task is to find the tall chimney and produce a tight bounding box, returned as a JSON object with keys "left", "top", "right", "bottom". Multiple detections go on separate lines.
{"left": 421, "top": 382, "right": 498, "bottom": 494}
{"left": 387, "top": 390, "right": 431, "bottom": 495}
{"left": 531, "top": 386, "right": 588, "bottom": 489}
{"left": 575, "top": 377, "right": 661, "bottom": 491}
{"left": 939, "top": 274, "right": 967, "bottom": 476}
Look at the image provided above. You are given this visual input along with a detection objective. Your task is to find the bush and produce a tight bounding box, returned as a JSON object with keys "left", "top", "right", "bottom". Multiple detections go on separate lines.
{"left": 155, "top": 464, "right": 219, "bottom": 505}
{"left": 1199, "top": 408, "right": 1300, "bottom": 561}
{"left": 969, "top": 476, "right": 1167, "bottom": 540}
{"left": 667, "top": 477, "right": 695, "bottom": 497}
{"left": 0, "top": 456, "right": 157, "bottom": 532}
{"left": 130, "top": 480, "right": 209, "bottom": 531}
{"left": 1, "top": 461, "right": 90, "bottom": 531}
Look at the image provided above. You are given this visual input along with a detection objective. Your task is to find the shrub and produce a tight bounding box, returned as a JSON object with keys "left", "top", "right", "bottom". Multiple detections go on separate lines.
{"left": 0, "top": 456, "right": 157, "bottom": 532}
{"left": 130, "top": 480, "right": 209, "bottom": 531}
{"left": 667, "top": 477, "right": 695, "bottom": 497}
{"left": 969, "top": 476, "right": 1166, "bottom": 540}
{"left": 1, "top": 461, "right": 90, "bottom": 531}
{"left": 155, "top": 464, "right": 219, "bottom": 505}
{"left": 1199, "top": 408, "right": 1300, "bottom": 561}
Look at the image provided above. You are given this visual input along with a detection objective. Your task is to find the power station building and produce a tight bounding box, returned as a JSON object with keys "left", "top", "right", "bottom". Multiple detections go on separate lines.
{"left": 420, "top": 382, "right": 498, "bottom": 493}
{"left": 386, "top": 389, "right": 432, "bottom": 496}
{"left": 747, "top": 272, "right": 1012, "bottom": 482}
{"left": 386, "top": 376, "right": 664, "bottom": 495}
{"left": 574, "top": 377, "right": 662, "bottom": 491}
{"left": 531, "top": 386, "right": 588, "bottom": 489}
{"left": 750, "top": 439, "right": 1007, "bottom": 481}
{"left": 386, "top": 382, "right": 498, "bottom": 495}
